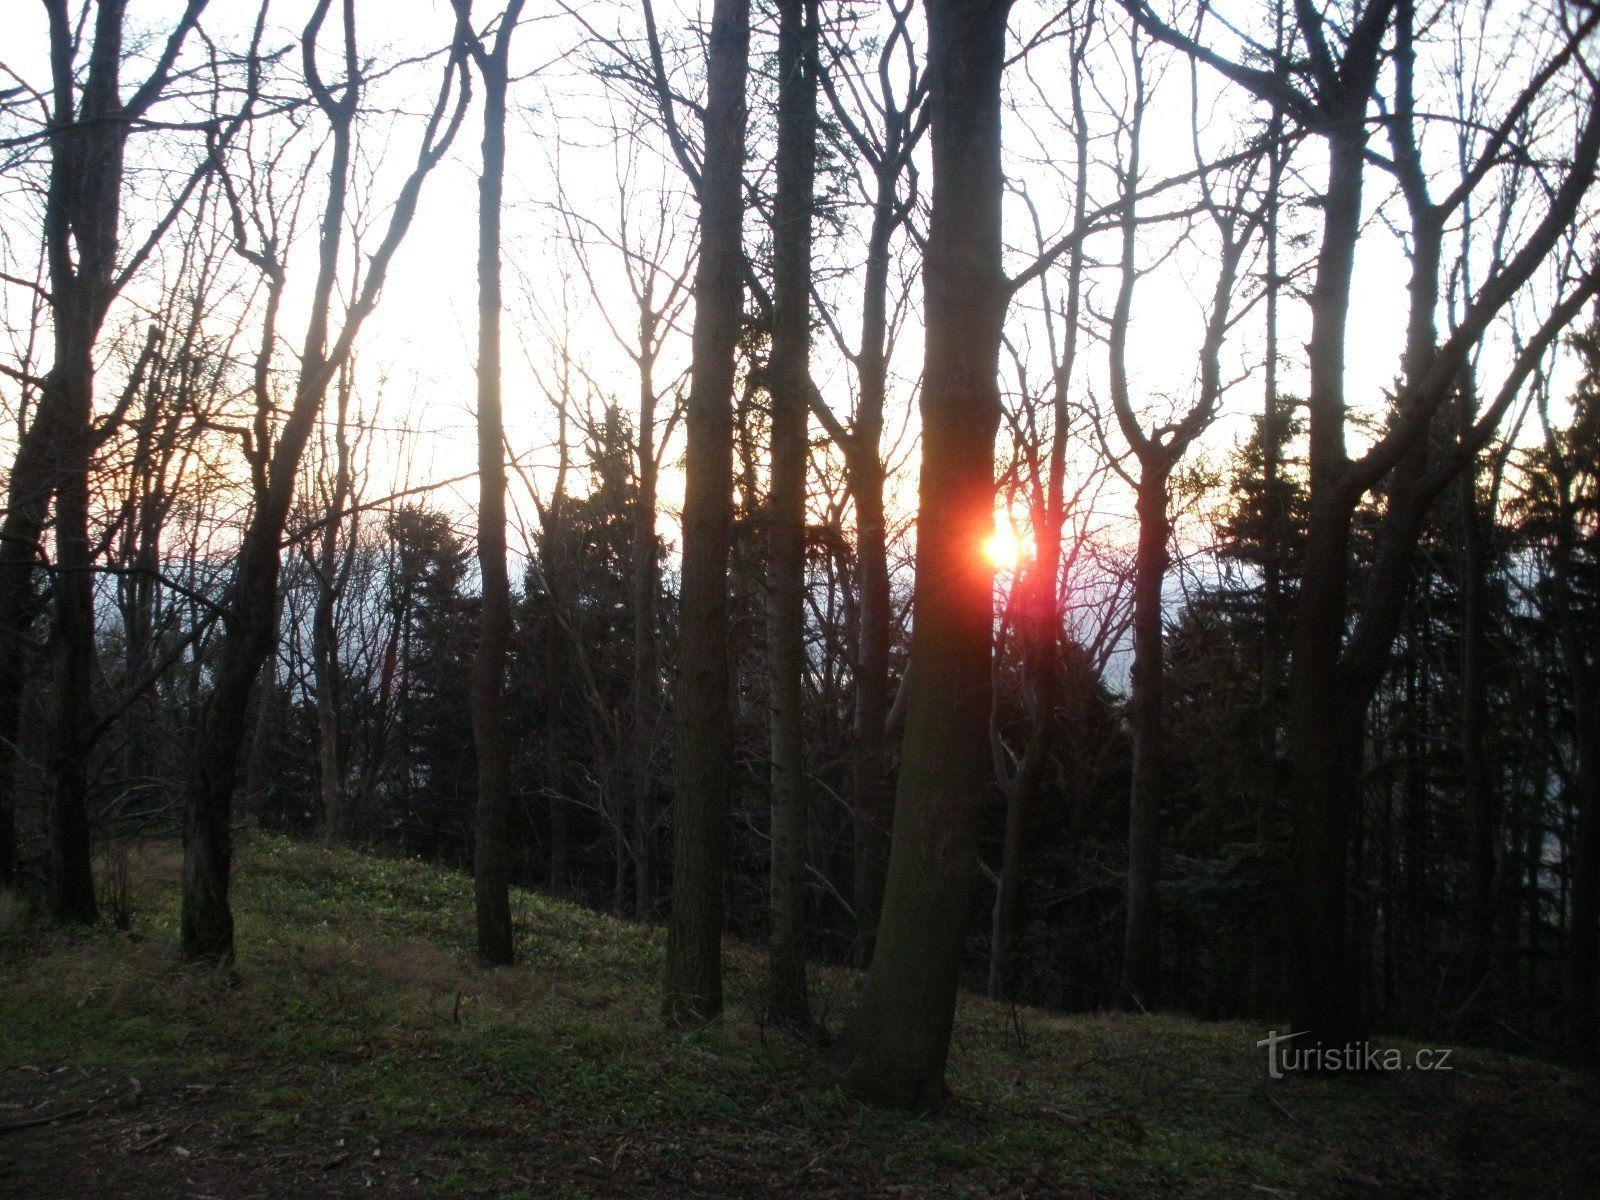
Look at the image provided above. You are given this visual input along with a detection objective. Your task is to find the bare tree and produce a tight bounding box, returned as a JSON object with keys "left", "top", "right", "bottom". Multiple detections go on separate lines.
{"left": 811, "top": 0, "right": 928, "bottom": 968}
{"left": 986, "top": 3, "right": 1094, "bottom": 1000}
{"left": 1128, "top": 0, "right": 1600, "bottom": 1054}
{"left": 1107, "top": 32, "right": 1267, "bottom": 1009}
{"left": 0, "top": 0, "right": 223, "bottom": 912}
{"left": 182, "top": 0, "right": 468, "bottom": 964}
{"left": 643, "top": 0, "right": 752, "bottom": 1026}
{"left": 455, "top": 0, "right": 528, "bottom": 968}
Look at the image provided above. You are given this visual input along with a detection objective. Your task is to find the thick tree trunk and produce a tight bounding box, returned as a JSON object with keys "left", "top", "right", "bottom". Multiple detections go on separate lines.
{"left": 1121, "top": 466, "right": 1170, "bottom": 1009}
{"left": 46, "top": 355, "right": 99, "bottom": 924}
{"left": 842, "top": 0, "right": 1011, "bottom": 1111}
{"left": 1285, "top": 122, "right": 1369, "bottom": 1055}
{"left": 662, "top": 0, "right": 750, "bottom": 1026}
{"left": 764, "top": 0, "right": 818, "bottom": 1028}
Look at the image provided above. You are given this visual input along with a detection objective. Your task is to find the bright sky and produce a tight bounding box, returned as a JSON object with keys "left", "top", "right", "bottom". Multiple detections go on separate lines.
{"left": 0, "top": 0, "right": 1582, "bottom": 605}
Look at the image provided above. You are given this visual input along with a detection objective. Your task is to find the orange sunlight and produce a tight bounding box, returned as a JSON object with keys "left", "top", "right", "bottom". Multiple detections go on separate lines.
{"left": 983, "top": 521, "right": 1030, "bottom": 571}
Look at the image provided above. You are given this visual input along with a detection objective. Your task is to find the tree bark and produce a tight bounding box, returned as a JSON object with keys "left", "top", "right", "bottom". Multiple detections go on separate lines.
{"left": 1284, "top": 118, "right": 1369, "bottom": 1054}
{"left": 765, "top": 0, "right": 818, "bottom": 1028}
{"left": 842, "top": 0, "right": 1011, "bottom": 1110}
{"left": 460, "top": 0, "right": 524, "bottom": 968}
{"left": 315, "top": 369, "right": 353, "bottom": 845}
{"left": 662, "top": 0, "right": 750, "bottom": 1026}
{"left": 1121, "top": 465, "right": 1170, "bottom": 1008}
{"left": 631, "top": 312, "right": 661, "bottom": 920}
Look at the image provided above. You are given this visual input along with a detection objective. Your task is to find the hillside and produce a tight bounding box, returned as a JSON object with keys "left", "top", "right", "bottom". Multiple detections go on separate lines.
{"left": 1, "top": 835, "right": 1594, "bottom": 1199}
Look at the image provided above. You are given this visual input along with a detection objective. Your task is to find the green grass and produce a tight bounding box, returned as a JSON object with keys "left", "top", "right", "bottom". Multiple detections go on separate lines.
{"left": 1, "top": 832, "right": 1595, "bottom": 1198}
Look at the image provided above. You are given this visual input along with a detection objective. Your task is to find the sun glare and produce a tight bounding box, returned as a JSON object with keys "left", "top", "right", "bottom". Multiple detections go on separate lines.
{"left": 983, "top": 523, "right": 1026, "bottom": 570}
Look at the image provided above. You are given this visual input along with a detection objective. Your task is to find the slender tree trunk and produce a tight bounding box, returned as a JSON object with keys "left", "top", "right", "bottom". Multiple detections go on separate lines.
{"left": 765, "top": 0, "right": 818, "bottom": 1028}
{"left": 1567, "top": 675, "right": 1600, "bottom": 1066}
{"left": 1121, "top": 465, "right": 1170, "bottom": 1008}
{"left": 842, "top": 0, "right": 1011, "bottom": 1110}
{"left": 315, "top": 371, "right": 352, "bottom": 844}
{"left": 631, "top": 337, "right": 660, "bottom": 919}
{"left": 1459, "top": 451, "right": 1495, "bottom": 1001}
{"left": 463, "top": 0, "right": 523, "bottom": 968}
{"left": 988, "top": 608, "right": 1055, "bottom": 1001}
{"left": 846, "top": 173, "right": 901, "bottom": 969}
{"left": 662, "top": 0, "right": 750, "bottom": 1026}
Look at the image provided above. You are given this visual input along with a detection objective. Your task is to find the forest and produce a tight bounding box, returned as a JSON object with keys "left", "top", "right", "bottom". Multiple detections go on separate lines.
{"left": 2, "top": 0, "right": 1599, "bottom": 1195}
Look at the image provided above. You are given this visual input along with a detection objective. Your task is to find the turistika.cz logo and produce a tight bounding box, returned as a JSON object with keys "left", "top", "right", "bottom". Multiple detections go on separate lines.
{"left": 1256, "top": 1030, "right": 1455, "bottom": 1079}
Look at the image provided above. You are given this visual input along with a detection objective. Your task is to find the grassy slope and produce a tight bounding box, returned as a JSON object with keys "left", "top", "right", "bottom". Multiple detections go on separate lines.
{"left": 1, "top": 834, "right": 1595, "bottom": 1199}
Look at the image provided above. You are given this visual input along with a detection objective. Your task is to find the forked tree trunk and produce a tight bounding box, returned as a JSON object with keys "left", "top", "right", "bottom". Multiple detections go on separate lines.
{"left": 1284, "top": 120, "right": 1369, "bottom": 1055}
{"left": 842, "top": 0, "right": 1011, "bottom": 1111}
{"left": 765, "top": 0, "right": 818, "bottom": 1028}
{"left": 662, "top": 0, "right": 750, "bottom": 1026}
{"left": 182, "top": 0, "right": 463, "bottom": 963}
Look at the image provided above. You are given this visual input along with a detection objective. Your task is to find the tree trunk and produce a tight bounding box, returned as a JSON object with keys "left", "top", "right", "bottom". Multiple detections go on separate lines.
{"left": 1284, "top": 121, "right": 1369, "bottom": 1055}
{"left": 631, "top": 333, "right": 661, "bottom": 920}
{"left": 1121, "top": 465, "right": 1170, "bottom": 1009}
{"left": 1567, "top": 674, "right": 1599, "bottom": 1066}
{"left": 845, "top": 163, "right": 901, "bottom": 969}
{"left": 849, "top": 447, "right": 891, "bottom": 966}
{"left": 662, "top": 0, "right": 750, "bottom": 1026}
{"left": 184, "top": 531, "right": 283, "bottom": 962}
{"left": 764, "top": 0, "right": 818, "bottom": 1028}
{"left": 6, "top": 0, "right": 159, "bottom": 917}
{"left": 1458, "top": 452, "right": 1495, "bottom": 1003}
{"left": 464, "top": 0, "right": 523, "bottom": 968}
{"left": 315, "top": 372, "right": 352, "bottom": 845}
{"left": 842, "top": 0, "right": 1011, "bottom": 1110}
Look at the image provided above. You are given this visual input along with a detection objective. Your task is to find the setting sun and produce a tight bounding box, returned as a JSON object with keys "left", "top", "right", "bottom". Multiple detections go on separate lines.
{"left": 983, "top": 522, "right": 1028, "bottom": 570}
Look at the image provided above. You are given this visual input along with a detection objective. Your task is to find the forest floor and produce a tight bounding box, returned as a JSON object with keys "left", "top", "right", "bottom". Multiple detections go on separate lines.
{"left": 1, "top": 834, "right": 1596, "bottom": 1199}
